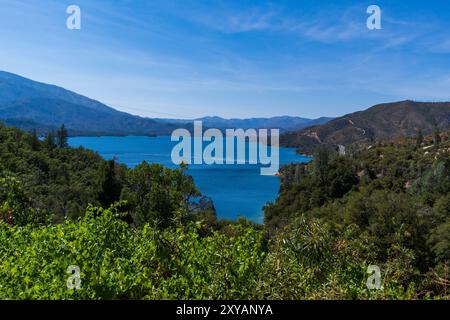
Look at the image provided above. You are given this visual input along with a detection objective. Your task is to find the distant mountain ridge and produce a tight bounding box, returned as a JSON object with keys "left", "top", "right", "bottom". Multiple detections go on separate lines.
{"left": 156, "top": 115, "right": 333, "bottom": 132}
{"left": 281, "top": 100, "right": 450, "bottom": 153}
{"left": 0, "top": 70, "right": 328, "bottom": 136}
{"left": 193, "top": 116, "right": 333, "bottom": 132}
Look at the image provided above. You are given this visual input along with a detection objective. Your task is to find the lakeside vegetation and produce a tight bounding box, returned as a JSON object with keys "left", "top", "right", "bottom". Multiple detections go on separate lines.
{"left": 0, "top": 123, "right": 449, "bottom": 299}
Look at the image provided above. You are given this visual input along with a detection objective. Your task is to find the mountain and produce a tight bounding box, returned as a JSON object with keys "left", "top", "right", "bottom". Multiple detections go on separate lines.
{"left": 0, "top": 71, "right": 117, "bottom": 114}
{"left": 281, "top": 100, "right": 450, "bottom": 153}
{"left": 193, "top": 116, "right": 332, "bottom": 132}
{"left": 155, "top": 116, "right": 333, "bottom": 133}
{"left": 0, "top": 71, "right": 181, "bottom": 136}
{"left": 0, "top": 71, "right": 331, "bottom": 136}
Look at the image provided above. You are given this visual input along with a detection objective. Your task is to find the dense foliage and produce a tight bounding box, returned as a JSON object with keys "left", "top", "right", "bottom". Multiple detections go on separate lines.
{"left": 265, "top": 132, "right": 450, "bottom": 297}
{"left": 0, "top": 123, "right": 448, "bottom": 299}
{"left": 0, "top": 205, "right": 421, "bottom": 299}
{"left": 0, "top": 124, "right": 208, "bottom": 226}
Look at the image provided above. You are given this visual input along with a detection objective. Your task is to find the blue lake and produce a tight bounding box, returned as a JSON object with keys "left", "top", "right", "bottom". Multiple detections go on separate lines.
{"left": 69, "top": 136, "right": 310, "bottom": 223}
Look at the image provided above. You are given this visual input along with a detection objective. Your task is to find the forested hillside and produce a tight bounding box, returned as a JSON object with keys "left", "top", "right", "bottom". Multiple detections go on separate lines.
{"left": 281, "top": 100, "right": 450, "bottom": 153}
{"left": 0, "top": 123, "right": 211, "bottom": 226}
{"left": 0, "top": 123, "right": 448, "bottom": 299}
{"left": 265, "top": 130, "right": 450, "bottom": 297}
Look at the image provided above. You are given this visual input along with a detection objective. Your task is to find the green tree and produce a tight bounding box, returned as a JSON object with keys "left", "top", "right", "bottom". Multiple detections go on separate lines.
{"left": 56, "top": 124, "right": 68, "bottom": 148}
{"left": 0, "top": 176, "right": 48, "bottom": 225}
{"left": 326, "top": 156, "right": 358, "bottom": 198}
{"left": 313, "top": 144, "right": 331, "bottom": 184}
{"left": 97, "top": 160, "right": 123, "bottom": 208}
{"left": 43, "top": 131, "right": 56, "bottom": 150}
{"left": 28, "top": 129, "right": 40, "bottom": 151}
{"left": 120, "top": 162, "right": 200, "bottom": 228}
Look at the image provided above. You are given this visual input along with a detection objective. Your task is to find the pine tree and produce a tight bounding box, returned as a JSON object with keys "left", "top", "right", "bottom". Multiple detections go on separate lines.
{"left": 43, "top": 132, "right": 56, "bottom": 150}
{"left": 97, "top": 160, "right": 122, "bottom": 207}
{"left": 56, "top": 124, "right": 68, "bottom": 148}
{"left": 28, "top": 129, "right": 40, "bottom": 151}
{"left": 313, "top": 144, "right": 331, "bottom": 184}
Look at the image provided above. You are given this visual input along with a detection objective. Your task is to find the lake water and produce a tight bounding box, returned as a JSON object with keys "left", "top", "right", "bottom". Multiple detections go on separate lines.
{"left": 69, "top": 136, "right": 310, "bottom": 223}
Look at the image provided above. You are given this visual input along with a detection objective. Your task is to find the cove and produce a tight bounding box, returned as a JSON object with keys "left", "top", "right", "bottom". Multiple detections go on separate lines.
{"left": 69, "top": 136, "right": 310, "bottom": 223}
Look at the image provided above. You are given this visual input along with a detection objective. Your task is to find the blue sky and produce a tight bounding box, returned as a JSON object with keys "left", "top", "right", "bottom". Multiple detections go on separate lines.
{"left": 1, "top": 0, "right": 450, "bottom": 119}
